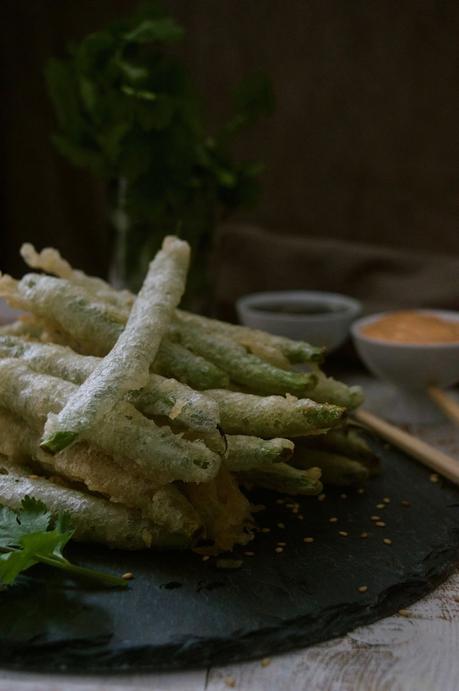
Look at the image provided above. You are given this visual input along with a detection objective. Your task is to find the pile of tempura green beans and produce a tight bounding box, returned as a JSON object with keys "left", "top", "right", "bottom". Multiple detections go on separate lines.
{"left": 0, "top": 238, "right": 376, "bottom": 554}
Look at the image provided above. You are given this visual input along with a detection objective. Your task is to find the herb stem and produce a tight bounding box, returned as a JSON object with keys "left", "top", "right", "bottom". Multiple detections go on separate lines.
{"left": 36, "top": 554, "right": 128, "bottom": 587}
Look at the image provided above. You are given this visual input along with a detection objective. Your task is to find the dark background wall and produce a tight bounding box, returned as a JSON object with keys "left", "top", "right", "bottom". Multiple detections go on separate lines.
{"left": 1, "top": 0, "right": 458, "bottom": 278}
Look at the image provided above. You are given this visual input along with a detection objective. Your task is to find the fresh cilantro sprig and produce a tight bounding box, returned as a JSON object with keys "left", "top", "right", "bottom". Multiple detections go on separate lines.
{"left": 46, "top": 1, "right": 274, "bottom": 293}
{"left": 0, "top": 497, "right": 127, "bottom": 588}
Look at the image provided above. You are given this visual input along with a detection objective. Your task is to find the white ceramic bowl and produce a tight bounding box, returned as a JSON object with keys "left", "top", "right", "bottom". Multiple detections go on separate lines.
{"left": 236, "top": 291, "right": 362, "bottom": 352}
{"left": 351, "top": 310, "right": 459, "bottom": 391}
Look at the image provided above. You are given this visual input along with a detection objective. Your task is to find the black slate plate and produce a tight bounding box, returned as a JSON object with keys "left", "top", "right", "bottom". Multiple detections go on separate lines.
{"left": 1, "top": 434, "right": 459, "bottom": 673}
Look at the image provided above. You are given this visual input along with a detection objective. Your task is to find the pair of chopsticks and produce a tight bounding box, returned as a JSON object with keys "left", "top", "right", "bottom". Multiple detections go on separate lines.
{"left": 353, "top": 387, "right": 459, "bottom": 487}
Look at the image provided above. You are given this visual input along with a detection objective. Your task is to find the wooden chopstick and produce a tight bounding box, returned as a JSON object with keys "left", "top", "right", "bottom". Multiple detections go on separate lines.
{"left": 353, "top": 408, "right": 459, "bottom": 487}
{"left": 428, "top": 386, "right": 459, "bottom": 427}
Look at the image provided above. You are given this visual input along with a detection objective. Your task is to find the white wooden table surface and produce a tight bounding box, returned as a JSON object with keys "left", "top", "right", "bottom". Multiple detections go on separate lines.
{"left": 1, "top": 376, "right": 458, "bottom": 691}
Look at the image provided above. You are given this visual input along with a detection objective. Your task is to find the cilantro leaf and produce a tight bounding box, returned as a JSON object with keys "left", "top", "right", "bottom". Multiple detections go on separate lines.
{"left": 0, "top": 497, "right": 50, "bottom": 548}
{"left": 0, "top": 546, "right": 41, "bottom": 585}
{"left": 15, "top": 497, "right": 52, "bottom": 536}
{"left": 123, "top": 18, "right": 184, "bottom": 44}
{"left": 0, "top": 498, "right": 127, "bottom": 588}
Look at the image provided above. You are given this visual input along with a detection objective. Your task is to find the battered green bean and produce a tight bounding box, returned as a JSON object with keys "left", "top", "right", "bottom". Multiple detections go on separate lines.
{"left": 0, "top": 335, "right": 221, "bottom": 433}
{"left": 2, "top": 274, "right": 227, "bottom": 388}
{"left": 176, "top": 310, "right": 325, "bottom": 364}
{"left": 299, "top": 427, "right": 380, "bottom": 475}
{"left": 19, "top": 244, "right": 323, "bottom": 367}
{"left": 183, "top": 467, "right": 254, "bottom": 553}
{"left": 0, "top": 360, "right": 221, "bottom": 484}
{"left": 239, "top": 463, "right": 323, "bottom": 496}
{"left": 0, "top": 408, "right": 202, "bottom": 537}
{"left": 154, "top": 340, "right": 230, "bottom": 390}
{"left": 225, "top": 435, "right": 294, "bottom": 471}
{"left": 0, "top": 459, "right": 189, "bottom": 550}
{"left": 20, "top": 242, "right": 134, "bottom": 311}
{"left": 0, "top": 335, "right": 98, "bottom": 384}
{"left": 205, "top": 388, "right": 344, "bottom": 437}
{"left": 292, "top": 445, "right": 370, "bottom": 486}
{"left": 174, "top": 317, "right": 317, "bottom": 396}
{"left": 308, "top": 370, "right": 364, "bottom": 410}
{"left": 42, "top": 236, "right": 190, "bottom": 452}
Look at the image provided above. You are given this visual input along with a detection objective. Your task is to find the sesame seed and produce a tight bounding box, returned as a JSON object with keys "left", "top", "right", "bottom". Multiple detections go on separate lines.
{"left": 340, "top": 493, "right": 348, "bottom": 499}
{"left": 371, "top": 515, "right": 381, "bottom": 521}
{"left": 383, "top": 538, "right": 392, "bottom": 545}
{"left": 122, "top": 572, "right": 134, "bottom": 580}
{"left": 383, "top": 497, "right": 391, "bottom": 504}
{"left": 401, "top": 500, "right": 411, "bottom": 507}
{"left": 277, "top": 542, "right": 286, "bottom": 547}
{"left": 276, "top": 499, "right": 285, "bottom": 505}
{"left": 303, "top": 537, "right": 314, "bottom": 543}
{"left": 430, "top": 473, "right": 439, "bottom": 483}
{"left": 224, "top": 676, "right": 236, "bottom": 688}
{"left": 318, "top": 493, "right": 326, "bottom": 502}
{"left": 297, "top": 514, "right": 304, "bottom": 520}
{"left": 338, "top": 531, "right": 349, "bottom": 537}
{"left": 292, "top": 507, "right": 299, "bottom": 514}
{"left": 275, "top": 546, "right": 284, "bottom": 553}
{"left": 244, "top": 551, "right": 255, "bottom": 556}
{"left": 28, "top": 474, "right": 40, "bottom": 480}
{"left": 261, "top": 527, "right": 271, "bottom": 533}
{"left": 357, "top": 585, "right": 368, "bottom": 593}
{"left": 376, "top": 503, "right": 385, "bottom": 509}
{"left": 329, "top": 517, "right": 338, "bottom": 523}
{"left": 260, "top": 657, "right": 272, "bottom": 668}
{"left": 277, "top": 522, "right": 285, "bottom": 529}
{"left": 398, "top": 609, "right": 410, "bottom": 617}
{"left": 360, "top": 532, "right": 369, "bottom": 539}
{"left": 202, "top": 555, "right": 210, "bottom": 562}
{"left": 376, "top": 521, "right": 386, "bottom": 528}
{"left": 286, "top": 503, "right": 295, "bottom": 508}
{"left": 357, "top": 488, "right": 365, "bottom": 495}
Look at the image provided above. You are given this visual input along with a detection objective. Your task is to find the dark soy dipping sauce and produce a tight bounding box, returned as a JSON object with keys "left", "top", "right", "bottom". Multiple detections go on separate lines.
{"left": 251, "top": 302, "right": 347, "bottom": 316}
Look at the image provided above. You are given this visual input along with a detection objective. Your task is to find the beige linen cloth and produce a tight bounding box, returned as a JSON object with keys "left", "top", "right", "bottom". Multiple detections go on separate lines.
{"left": 213, "top": 224, "right": 459, "bottom": 319}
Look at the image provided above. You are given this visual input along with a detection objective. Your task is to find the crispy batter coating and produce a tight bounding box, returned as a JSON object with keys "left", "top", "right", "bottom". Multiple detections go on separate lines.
{"left": 0, "top": 360, "right": 221, "bottom": 484}
{"left": 206, "top": 389, "right": 344, "bottom": 437}
{"left": 42, "top": 237, "right": 190, "bottom": 449}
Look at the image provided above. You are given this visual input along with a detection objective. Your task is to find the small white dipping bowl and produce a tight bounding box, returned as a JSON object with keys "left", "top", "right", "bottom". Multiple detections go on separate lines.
{"left": 351, "top": 310, "right": 459, "bottom": 391}
{"left": 236, "top": 291, "right": 362, "bottom": 352}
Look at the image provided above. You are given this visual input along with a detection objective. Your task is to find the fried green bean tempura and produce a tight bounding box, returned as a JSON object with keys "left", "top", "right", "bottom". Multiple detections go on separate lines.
{"left": 183, "top": 467, "right": 253, "bottom": 553}
{"left": 299, "top": 427, "right": 380, "bottom": 475}
{"left": 0, "top": 460, "right": 186, "bottom": 550}
{"left": 0, "top": 274, "right": 225, "bottom": 388}
{"left": 0, "top": 272, "right": 123, "bottom": 356}
{"left": 176, "top": 310, "right": 325, "bottom": 364}
{"left": 239, "top": 463, "right": 323, "bottom": 496}
{"left": 0, "top": 335, "right": 220, "bottom": 434}
{"left": 42, "top": 236, "right": 190, "bottom": 452}
{"left": 0, "top": 239, "right": 374, "bottom": 556}
{"left": 206, "top": 389, "right": 344, "bottom": 437}
{"left": 292, "top": 445, "right": 370, "bottom": 486}
{"left": 153, "top": 340, "right": 230, "bottom": 390}
{"left": 20, "top": 243, "right": 323, "bottom": 368}
{"left": 0, "top": 335, "right": 98, "bottom": 383}
{"left": 0, "top": 360, "right": 220, "bottom": 484}
{"left": 225, "top": 435, "right": 294, "bottom": 471}
{"left": 308, "top": 369, "right": 363, "bottom": 410}
{"left": 20, "top": 242, "right": 133, "bottom": 311}
{"left": 0, "top": 408, "right": 202, "bottom": 538}
{"left": 174, "top": 317, "right": 317, "bottom": 397}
